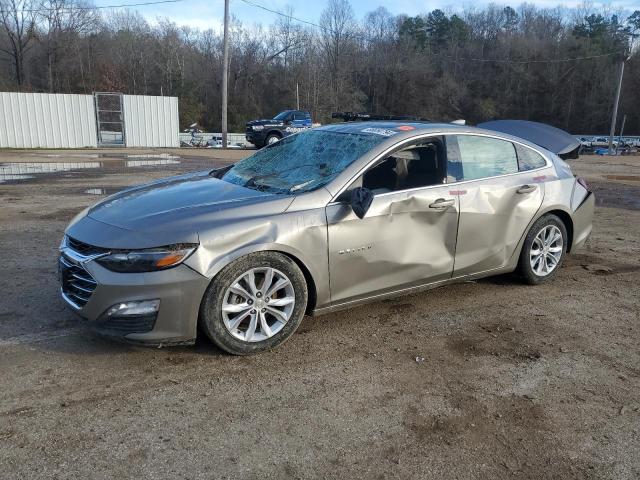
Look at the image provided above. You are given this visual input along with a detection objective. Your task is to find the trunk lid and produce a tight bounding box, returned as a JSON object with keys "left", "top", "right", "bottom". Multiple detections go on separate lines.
{"left": 477, "top": 120, "right": 580, "bottom": 159}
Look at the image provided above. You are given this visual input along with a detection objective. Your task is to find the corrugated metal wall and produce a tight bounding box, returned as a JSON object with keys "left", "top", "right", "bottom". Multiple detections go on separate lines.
{"left": 0, "top": 92, "right": 97, "bottom": 148}
{"left": 123, "top": 95, "right": 179, "bottom": 148}
{"left": 0, "top": 92, "right": 180, "bottom": 148}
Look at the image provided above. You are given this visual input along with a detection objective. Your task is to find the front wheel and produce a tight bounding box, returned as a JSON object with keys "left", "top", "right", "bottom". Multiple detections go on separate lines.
{"left": 199, "top": 252, "right": 308, "bottom": 355}
{"left": 518, "top": 214, "right": 567, "bottom": 285}
{"left": 265, "top": 133, "right": 281, "bottom": 145}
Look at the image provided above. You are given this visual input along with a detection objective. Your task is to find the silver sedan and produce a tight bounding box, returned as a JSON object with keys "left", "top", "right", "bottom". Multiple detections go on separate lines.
{"left": 59, "top": 121, "right": 594, "bottom": 354}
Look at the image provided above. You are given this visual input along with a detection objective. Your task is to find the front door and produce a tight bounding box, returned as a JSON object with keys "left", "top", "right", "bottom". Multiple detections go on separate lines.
{"left": 326, "top": 138, "right": 459, "bottom": 304}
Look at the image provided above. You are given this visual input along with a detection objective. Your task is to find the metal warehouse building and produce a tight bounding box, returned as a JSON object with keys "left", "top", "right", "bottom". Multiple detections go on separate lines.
{"left": 0, "top": 92, "right": 179, "bottom": 148}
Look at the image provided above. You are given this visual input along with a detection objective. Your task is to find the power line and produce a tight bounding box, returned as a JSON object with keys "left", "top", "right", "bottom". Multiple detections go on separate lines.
{"left": 0, "top": 0, "right": 184, "bottom": 14}
{"left": 238, "top": 0, "right": 322, "bottom": 29}
{"left": 238, "top": 0, "right": 625, "bottom": 65}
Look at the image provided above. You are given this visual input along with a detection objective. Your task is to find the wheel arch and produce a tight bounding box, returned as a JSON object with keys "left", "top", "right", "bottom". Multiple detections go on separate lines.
{"left": 545, "top": 209, "right": 574, "bottom": 252}
{"left": 509, "top": 205, "right": 575, "bottom": 268}
{"left": 266, "top": 129, "right": 283, "bottom": 139}
{"left": 202, "top": 243, "right": 321, "bottom": 314}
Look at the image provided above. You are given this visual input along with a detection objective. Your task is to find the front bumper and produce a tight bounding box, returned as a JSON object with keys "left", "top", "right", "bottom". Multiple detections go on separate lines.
{"left": 245, "top": 130, "right": 266, "bottom": 145}
{"left": 59, "top": 253, "right": 210, "bottom": 346}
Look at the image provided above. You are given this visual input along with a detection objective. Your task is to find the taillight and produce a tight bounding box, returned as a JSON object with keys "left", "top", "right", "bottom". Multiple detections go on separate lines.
{"left": 576, "top": 177, "right": 590, "bottom": 191}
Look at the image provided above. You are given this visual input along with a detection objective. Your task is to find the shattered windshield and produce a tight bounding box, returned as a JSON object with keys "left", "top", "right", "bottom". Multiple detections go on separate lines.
{"left": 221, "top": 129, "right": 386, "bottom": 194}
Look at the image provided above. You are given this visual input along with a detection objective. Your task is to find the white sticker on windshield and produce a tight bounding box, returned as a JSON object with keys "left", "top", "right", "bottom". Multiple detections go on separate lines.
{"left": 361, "top": 127, "right": 397, "bottom": 137}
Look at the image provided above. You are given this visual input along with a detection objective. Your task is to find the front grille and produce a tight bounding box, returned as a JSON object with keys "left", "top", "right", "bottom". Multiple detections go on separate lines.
{"left": 59, "top": 254, "right": 97, "bottom": 309}
{"left": 66, "top": 236, "right": 109, "bottom": 256}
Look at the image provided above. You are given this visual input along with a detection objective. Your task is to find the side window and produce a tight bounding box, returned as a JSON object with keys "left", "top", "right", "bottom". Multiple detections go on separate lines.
{"left": 447, "top": 135, "right": 518, "bottom": 181}
{"left": 361, "top": 137, "right": 446, "bottom": 194}
{"left": 515, "top": 144, "right": 547, "bottom": 171}
{"left": 293, "top": 112, "right": 305, "bottom": 121}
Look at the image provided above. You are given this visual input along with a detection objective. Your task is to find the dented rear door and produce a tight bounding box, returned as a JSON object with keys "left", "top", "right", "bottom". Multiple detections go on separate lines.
{"left": 447, "top": 134, "right": 545, "bottom": 276}
{"left": 326, "top": 187, "right": 459, "bottom": 304}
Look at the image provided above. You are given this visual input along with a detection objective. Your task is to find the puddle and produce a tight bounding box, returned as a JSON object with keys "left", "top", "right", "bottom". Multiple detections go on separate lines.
{"left": 0, "top": 153, "right": 223, "bottom": 184}
{"left": 26, "top": 153, "right": 100, "bottom": 159}
{"left": 0, "top": 162, "right": 101, "bottom": 183}
{"left": 85, "top": 188, "right": 108, "bottom": 195}
{"left": 126, "top": 159, "right": 180, "bottom": 167}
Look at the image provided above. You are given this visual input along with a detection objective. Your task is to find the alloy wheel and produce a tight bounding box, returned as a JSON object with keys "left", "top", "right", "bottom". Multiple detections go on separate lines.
{"left": 529, "top": 225, "right": 563, "bottom": 277}
{"left": 221, "top": 267, "right": 295, "bottom": 342}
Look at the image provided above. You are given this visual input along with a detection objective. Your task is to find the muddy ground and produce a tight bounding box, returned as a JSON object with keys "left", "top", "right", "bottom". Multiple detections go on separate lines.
{"left": 0, "top": 150, "right": 639, "bottom": 479}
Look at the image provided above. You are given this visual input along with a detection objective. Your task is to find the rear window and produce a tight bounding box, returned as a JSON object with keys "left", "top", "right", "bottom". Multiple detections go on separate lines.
{"left": 516, "top": 145, "right": 547, "bottom": 171}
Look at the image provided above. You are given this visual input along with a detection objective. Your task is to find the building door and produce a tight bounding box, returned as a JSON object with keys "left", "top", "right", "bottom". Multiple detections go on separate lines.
{"left": 94, "top": 92, "right": 125, "bottom": 146}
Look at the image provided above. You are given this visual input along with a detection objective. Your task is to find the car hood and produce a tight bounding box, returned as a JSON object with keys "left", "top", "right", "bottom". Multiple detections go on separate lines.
{"left": 66, "top": 171, "right": 294, "bottom": 249}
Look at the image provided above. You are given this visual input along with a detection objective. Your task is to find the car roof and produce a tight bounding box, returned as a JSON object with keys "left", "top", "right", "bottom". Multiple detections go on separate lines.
{"left": 316, "top": 121, "right": 520, "bottom": 141}
{"left": 315, "top": 120, "right": 574, "bottom": 158}
{"left": 317, "top": 121, "right": 452, "bottom": 134}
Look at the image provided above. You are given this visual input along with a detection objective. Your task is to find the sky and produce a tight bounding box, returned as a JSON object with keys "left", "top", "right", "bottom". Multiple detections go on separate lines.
{"left": 96, "top": 0, "right": 640, "bottom": 31}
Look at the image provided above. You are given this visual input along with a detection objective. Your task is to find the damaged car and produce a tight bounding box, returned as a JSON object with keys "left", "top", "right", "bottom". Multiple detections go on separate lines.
{"left": 59, "top": 120, "right": 594, "bottom": 355}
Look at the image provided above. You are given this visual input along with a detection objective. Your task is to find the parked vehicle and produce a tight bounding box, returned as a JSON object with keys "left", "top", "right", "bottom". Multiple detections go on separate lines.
{"left": 577, "top": 137, "right": 592, "bottom": 148}
{"left": 245, "top": 110, "right": 312, "bottom": 148}
{"left": 591, "top": 137, "right": 617, "bottom": 148}
{"left": 206, "top": 136, "right": 244, "bottom": 149}
{"left": 59, "top": 120, "right": 594, "bottom": 355}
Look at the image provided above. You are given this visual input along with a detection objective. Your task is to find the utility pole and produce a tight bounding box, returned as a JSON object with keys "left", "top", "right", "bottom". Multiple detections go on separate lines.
{"left": 296, "top": 82, "right": 300, "bottom": 110}
{"left": 221, "top": 0, "right": 230, "bottom": 149}
{"left": 618, "top": 114, "right": 627, "bottom": 146}
{"left": 608, "top": 55, "right": 630, "bottom": 155}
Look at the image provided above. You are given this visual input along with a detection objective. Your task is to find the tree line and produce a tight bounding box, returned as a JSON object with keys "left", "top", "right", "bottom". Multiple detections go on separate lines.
{"left": 1, "top": 0, "right": 639, "bottom": 134}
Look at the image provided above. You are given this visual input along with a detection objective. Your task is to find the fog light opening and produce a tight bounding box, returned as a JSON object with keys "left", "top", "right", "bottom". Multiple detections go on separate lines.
{"left": 106, "top": 299, "right": 160, "bottom": 318}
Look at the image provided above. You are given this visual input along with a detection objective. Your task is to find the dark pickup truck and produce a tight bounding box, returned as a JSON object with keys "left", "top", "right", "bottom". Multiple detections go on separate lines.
{"left": 245, "top": 110, "right": 313, "bottom": 148}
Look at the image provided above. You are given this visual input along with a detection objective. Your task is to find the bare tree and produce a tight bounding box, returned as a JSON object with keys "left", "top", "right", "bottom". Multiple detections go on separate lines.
{"left": 0, "top": 0, "right": 36, "bottom": 85}
{"left": 320, "top": 0, "right": 357, "bottom": 110}
{"left": 37, "top": 0, "right": 98, "bottom": 92}
{"left": 0, "top": 2, "right": 638, "bottom": 134}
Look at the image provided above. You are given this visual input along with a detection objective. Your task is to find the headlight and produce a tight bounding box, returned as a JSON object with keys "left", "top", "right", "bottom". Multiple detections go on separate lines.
{"left": 96, "top": 244, "right": 197, "bottom": 273}
{"left": 252, "top": 125, "right": 264, "bottom": 131}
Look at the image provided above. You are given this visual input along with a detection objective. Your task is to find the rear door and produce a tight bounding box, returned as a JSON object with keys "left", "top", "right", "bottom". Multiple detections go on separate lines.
{"left": 446, "top": 134, "right": 546, "bottom": 276}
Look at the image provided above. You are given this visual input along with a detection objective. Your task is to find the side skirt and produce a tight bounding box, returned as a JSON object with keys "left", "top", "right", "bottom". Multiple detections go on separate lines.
{"left": 310, "top": 265, "right": 516, "bottom": 317}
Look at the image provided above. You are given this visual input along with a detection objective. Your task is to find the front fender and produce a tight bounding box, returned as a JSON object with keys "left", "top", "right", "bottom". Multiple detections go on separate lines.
{"left": 183, "top": 212, "right": 330, "bottom": 309}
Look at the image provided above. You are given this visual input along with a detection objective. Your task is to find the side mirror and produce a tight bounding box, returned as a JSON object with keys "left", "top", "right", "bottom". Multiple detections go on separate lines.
{"left": 350, "top": 187, "right": 374, "bottom": 219}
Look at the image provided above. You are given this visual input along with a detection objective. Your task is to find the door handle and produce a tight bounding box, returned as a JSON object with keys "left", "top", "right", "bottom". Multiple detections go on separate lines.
{"left": 429, "top": 198, "right": 455, "bottom": 209}
{"left": 517, "top": 184, "right": 538, "bottom": 194}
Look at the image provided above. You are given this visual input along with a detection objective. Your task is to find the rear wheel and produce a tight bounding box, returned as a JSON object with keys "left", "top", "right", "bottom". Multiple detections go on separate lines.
{"left": 518, "top": 214, "right": 567, "bottom": 285}
{"left": 200, "top": 252, "right": 308, "bottom": 355}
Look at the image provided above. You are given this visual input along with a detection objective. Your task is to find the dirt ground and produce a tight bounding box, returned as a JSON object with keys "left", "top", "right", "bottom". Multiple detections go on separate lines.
{"left": 0, "top": 149, "right": 639, "bottom": 479}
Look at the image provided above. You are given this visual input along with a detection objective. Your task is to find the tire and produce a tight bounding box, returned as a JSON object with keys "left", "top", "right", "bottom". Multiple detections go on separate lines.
{"left": 265, "top": 133, "right": 281, "bottom": 145}
{"left": 199, "top": 252, "right": 308, "bottom": 355}
{"left": 518, "top": 214, "right": 568, "bottom": 285}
